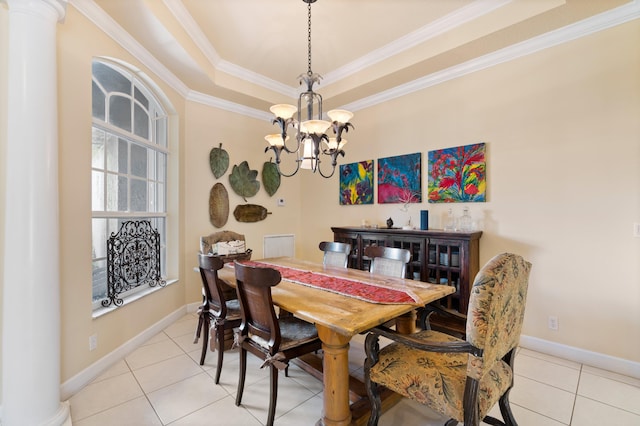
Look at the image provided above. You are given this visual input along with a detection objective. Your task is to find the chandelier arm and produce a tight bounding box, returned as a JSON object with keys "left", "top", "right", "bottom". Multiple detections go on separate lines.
{"left": 316, "top": 157, "right": 338, "bottom": 178}
{"left": 274, "top": 154, "right": 302, "bottom": 177}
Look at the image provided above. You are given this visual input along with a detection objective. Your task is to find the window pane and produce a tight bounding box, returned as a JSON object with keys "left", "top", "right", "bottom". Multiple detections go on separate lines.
{"left": 148, "top": 150, "right": 156, "bottom": 181}
{"left": 158, "top": 152, "right": 166, "bottom": 183}
{"left": 134, "top": 86, "right": 149, "bottom": 109}
{"left": 92, "top": 127, "right": 105, "bottom": 169}
{"left": 157, "top": 182, "right": 165, "bottom": 212}
{"left": 118, "top": 176, "right": 128, "bottom": 211}
{"left": 130, "top": 178, "right": 147, "bottom": 211}
{"left": 148, "top": 182, "right": 156, "bottom": 212}
{"left": 106, "top": 133, "right": 119, "bottom": 172}
{"left": 108, "top": 218, "right": 121, "bottom": 241}
{"left": 130, "top": 144, "right": 147, "bottom": 178}
{"left": 92, "top": 259, "right": 107, "bottom": 302}
{"left": 92, "top": 61, "right": 131, "bottom": 94}
{"left": 92, "top": 218, "right": 107, "bottom": 259}
{"left": 92, "top": 81, "right": 105, "bottom": 120}
{"left": 109, "top": 95, "right": 131, "bottom": 132}
{"left": 92, "top": 170, "right": 104, "bottom": 211}
{"left": 106, "top": 173, "right": 119, "bottom": 211}
{"left": 118, "top": 138, "right": 128, "bottom": 174}
{"left": 134, "top": 103, "right": 149, "bottom": 139}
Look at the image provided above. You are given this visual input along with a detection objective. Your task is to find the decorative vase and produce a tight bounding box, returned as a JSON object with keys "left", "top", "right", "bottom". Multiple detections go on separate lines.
{"left": 386, "top": 218, "right": 393, "bottom": 228}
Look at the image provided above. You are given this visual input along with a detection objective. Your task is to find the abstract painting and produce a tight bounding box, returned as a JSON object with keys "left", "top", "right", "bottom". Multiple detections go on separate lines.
{"left": 377, "top": 153, "right": 422, "bottom": 204}
{"left": 339, "top": 160, "right": 374, "bottom": 205}
{"left": 428, "top": 142, "right": 486, "bottom": 203}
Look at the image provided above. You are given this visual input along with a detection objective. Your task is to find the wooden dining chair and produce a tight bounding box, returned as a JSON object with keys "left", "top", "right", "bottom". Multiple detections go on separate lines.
{"left": 363, "top": 245, "right": 411, "bottom": 278}
{"left": 364, "top": 253, "right": 532, "bottom": 426}
{"left": 194, "top": 254, "right": 242, "bottom": 383}
{"left": 233, "top": 261, "right": 323, "bottom": 426}
{"left": 319, "top": 241, "right": 351, "bottom": 268}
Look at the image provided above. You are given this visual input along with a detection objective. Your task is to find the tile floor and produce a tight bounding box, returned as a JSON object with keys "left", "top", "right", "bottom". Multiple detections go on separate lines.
{"left": 69, "top": 313, "right": 640, "bottom": 425}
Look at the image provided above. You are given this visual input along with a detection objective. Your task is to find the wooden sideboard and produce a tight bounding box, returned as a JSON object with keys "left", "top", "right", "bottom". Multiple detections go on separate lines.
{"left": 332, "top": 226, "right": 482, "bottom": 335}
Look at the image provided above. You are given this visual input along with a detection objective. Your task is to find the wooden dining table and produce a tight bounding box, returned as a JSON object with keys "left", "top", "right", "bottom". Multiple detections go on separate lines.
{"left": 218, "top": 257, "right": 455, "bottom": 426}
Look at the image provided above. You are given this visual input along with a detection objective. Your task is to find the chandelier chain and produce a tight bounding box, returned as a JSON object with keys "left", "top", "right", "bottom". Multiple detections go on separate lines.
{"left": 307, "top": 1, "right": 312, "bottom": 75}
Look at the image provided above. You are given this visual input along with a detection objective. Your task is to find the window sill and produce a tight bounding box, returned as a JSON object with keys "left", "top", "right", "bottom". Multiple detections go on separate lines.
{"left": 92, "top": 278, "right": 179, "bottom": 319}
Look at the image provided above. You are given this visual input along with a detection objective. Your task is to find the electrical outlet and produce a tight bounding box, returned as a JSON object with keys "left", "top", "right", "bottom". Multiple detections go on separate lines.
{"left": 634, "top": 223, "right": 640, "bottom": 238}
{"left": 89, "top": 334, "right": 98, "bottom": 351}
{"left": 548, "top": 316, "right": 559, "bottom": 331}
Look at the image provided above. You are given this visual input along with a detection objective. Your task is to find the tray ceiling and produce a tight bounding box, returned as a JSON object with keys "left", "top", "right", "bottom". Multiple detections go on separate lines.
{"left": 75, "top": 0, "right": 633, "bottom": 113}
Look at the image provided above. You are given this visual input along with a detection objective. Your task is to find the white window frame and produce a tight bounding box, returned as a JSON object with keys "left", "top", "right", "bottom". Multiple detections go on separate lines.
{"left": 91, "top": 58, "right": 170, "bottom": 311}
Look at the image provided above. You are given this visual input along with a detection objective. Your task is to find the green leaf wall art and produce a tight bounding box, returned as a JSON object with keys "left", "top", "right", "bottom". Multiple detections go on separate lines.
{"left": 229, "top": 161, "right": 260, "bottom": 201}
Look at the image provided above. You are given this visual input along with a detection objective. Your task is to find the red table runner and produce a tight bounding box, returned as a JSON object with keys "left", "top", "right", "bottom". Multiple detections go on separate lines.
{"left": 235, "top": 260, "right": 419, "bottom": 305}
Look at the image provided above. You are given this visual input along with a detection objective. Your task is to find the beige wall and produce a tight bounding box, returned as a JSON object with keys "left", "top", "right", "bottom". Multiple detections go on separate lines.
{"left": 55, "top": 6, "right": 188, "bottom": 381}
{"left": 182, "top": 101, "right": 303, "bottom": 302}
{"left": 298, "top": 20, "right": 640, "bottom": 362}
{"left": 0, "top": 3, "right": 638, "bottom": 396}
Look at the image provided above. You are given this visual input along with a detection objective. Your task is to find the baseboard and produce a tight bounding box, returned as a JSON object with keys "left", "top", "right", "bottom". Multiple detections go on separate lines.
{"left": 520, "top": 334, "right": 640, "bottom": 379}
{"left": 57, "top": 312, "right": 639, "bottom": 401}
{"left": 60, "top": 305, "right": 190, "bottom": 400}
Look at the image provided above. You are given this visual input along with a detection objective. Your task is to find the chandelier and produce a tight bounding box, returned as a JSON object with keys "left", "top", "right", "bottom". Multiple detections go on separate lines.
{"left": 264, "top": 0, "right": 354, "bottom": 178}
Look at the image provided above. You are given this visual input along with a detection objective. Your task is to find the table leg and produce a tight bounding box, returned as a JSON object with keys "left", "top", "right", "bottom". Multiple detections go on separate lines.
{"left": 315, "top": 325, "right": 352, "bottom": 426}
{"left": 395, "top": 310, "right": 417, "bottom": 334}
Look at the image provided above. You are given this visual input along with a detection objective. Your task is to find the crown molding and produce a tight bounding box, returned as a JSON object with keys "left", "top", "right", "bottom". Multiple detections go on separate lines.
{"left": 343, "top": 0, "right": 640, "bottom": 112}
{"left": 186, "top": 91, "right": 271, "bottom": 121}
{"left": 70, "top": 0, "right": 191, "bottom": 97}
{"left": 163, "top": 0, "right": 297, "bottom": 98}
{"left": 323, "top": 0, "right": 512, "bottom": 85}
{"left": 69, "top": 0, "right": 640, "bottom": 117}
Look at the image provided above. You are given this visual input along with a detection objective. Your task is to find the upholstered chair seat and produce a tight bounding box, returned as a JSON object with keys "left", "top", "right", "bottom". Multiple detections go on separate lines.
{"left": 368, "top": 330, "right": 513, "bottom": 422}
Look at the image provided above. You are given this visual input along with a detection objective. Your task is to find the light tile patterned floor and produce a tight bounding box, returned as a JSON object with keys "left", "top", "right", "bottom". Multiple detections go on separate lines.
{"left": 69, "top": 313, "right": 640, "bottom": 425}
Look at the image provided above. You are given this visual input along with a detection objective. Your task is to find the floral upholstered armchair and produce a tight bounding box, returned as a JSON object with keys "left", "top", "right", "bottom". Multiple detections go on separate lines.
{"left": 364, "top": 252, "right": 532, "bottom": 426}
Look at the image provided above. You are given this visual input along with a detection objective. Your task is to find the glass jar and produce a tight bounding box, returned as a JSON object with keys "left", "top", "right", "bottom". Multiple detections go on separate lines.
{"left": 443, "top": 208, "right": 456, "bottom": 231}
{"left": 458, "top": 207, "right": 473, "bottom": 232}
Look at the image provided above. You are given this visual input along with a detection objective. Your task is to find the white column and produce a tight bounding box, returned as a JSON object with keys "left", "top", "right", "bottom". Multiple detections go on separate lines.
{"left": 2, "top": 1, "right": 69, "bottom": 425}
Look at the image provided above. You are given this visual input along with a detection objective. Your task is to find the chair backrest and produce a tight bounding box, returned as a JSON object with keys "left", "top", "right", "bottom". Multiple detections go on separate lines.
{"left": 198, "top": 254, "right": 228, "bottom": 316}
{"left": 319, "top": 241, "right": 351, "bottom": 268}
{"left": 465, "top": 253, "right": 531, "bottom": 380}
{"left": 234, "top": 261, "right": 283, "bottom": 352}
{"left": 363, "top": 246, "right": 411, "bottom": 278}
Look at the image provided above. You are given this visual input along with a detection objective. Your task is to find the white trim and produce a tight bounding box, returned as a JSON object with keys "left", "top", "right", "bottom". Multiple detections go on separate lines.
{"left": 91, "top": 279, "right": 179, "bottom": 317}
{"left": 70, "top": 0, "right": 190, "bottom": 97}
{"left": 343, "top": 0, "right": 640, "bottom": 112}
{"left": 60, "top": 305, "right": 189, "bottom": 400}
{"left": 520, "top": 334, "right": 640, "bottom": 380}
{"left": 323, "top": 0, "right": 512, "bottom": 85}
{"left": 186, "top": 91, "right": 271, "bottom": 121}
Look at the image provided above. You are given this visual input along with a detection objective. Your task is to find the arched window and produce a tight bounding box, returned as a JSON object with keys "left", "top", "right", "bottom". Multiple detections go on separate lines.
{"left": 91, "top": 59, "right": 169, "bottom": 307}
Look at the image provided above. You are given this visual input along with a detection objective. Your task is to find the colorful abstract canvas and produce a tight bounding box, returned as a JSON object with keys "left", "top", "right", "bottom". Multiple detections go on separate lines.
{"left": 377, "top": 153, "right": 422, "bottom": 204}
{"left": 428, "top": 142, "right": 486, "bottom": 203}
{"left": 339, "top": 160, "right": 374, "bottom": 205}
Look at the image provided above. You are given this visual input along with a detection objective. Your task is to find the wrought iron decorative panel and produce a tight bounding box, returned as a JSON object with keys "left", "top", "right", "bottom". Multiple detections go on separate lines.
{"left": 103, "top": 220, "right": 165, "bottom": 307}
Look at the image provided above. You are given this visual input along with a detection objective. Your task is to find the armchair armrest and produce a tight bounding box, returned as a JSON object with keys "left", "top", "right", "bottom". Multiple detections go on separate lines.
{"left": 367, "top": 325, "right": 481, "bottom": 357}
{"left": 418, "top": 302, "right": 467, "bottom": 331}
